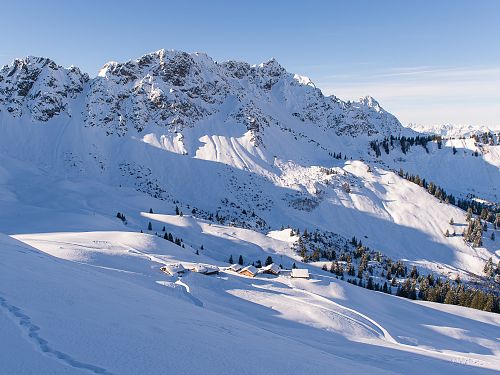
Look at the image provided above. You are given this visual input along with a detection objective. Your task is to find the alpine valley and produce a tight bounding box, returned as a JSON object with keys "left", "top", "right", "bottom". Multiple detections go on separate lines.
{"left": 1, "top": 50, "right": 499, "bottom": 375}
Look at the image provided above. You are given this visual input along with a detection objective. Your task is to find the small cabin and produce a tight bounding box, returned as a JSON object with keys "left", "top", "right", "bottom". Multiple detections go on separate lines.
{"left": 227, "top": 264, "right": 243, "bottom": 272}
{"left": 190, "top": 264, "right": 220, "bottom": 275}
{"left": 160, "top": 263, "right": 186, "bottom": 276}
{"left": 291, "top": 268, "right": 309, "bottom": 279}
{"left": 239, "top": 265, "right": 258, "bottom": 277}
{"left": 261, "top": 263, "right": 280, "bottom": 275}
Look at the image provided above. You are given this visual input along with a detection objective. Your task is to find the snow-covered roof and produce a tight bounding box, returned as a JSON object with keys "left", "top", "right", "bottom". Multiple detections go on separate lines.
{"left": 227, "top": 264, "right": 243, "bottom": 272}
{"left": 262, "top": 263, "right": 280, "bottom": 274}
{"left": 239, "top": 265, "right": 258, "bottom": 276}
{"left": 190, "top": 264, "right": 219, "bottom": 274}
{"left": 291, "top": 268, "right": 309, "bottom": 278}
{"left": 160, "top": 263, "right": 185, "bottom": 275}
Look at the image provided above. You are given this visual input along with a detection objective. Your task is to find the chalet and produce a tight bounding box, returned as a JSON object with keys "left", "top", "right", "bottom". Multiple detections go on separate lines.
{"left": 227, "top": 264, "right": 243, "bottom": 272}
{"left": 239, "top": 265, "right": 258, "bottom": 277}
{"left": 291, "top": 268, "right": 309, "bottom": 279}
{"left": 261, "top": 263, "right": 280, "bottom": 275}
{"left": 160, "top": 263, "right": 186, "bottom": 276}
{"left": 190, "top": 264, "right": 220, "bottom": 275}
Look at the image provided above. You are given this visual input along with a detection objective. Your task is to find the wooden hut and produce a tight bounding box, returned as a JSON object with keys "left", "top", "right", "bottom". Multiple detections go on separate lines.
{"left": 190, "top": 264, "right": 220, "bottom": 275}
{"left": 227, "top": 264, "right": 243, "bottom": 272}
{"left": 261, "top": 263, "right": 280, "bottom": 275}
{"left": 239, "top": 265, "right": 258, "bottom": 277}
{"left": 160, "top": 263, "right": 186, "bottom": 276}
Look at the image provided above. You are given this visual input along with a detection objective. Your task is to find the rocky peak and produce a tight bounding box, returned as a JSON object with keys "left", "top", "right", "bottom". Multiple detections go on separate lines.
{"left": 0, "top": 56, "right": 88, "bottom": 121}
{"left": 359, "top": 95, "right": 381, "bottom": 111}
{"left": 255, "top": 58, "right": 286, "bottom": 77}
{"left": 1, "top": 50, "right": 405, "bottom": 138}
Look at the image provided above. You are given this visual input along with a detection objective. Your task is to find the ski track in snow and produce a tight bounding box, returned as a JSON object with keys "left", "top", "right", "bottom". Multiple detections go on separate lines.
{"left": 0, "top": 294, "right": 114, "bottom": 375}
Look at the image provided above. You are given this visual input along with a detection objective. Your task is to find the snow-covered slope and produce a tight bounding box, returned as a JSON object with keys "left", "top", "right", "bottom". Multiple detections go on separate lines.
{"left": 0, "top": 50, "right": 499, "bottom": 374}
{"left": 408, "top": 123, "right": 500, "bottom": 138}
{"left": 2, "top": 229, "right": 499, "bottom": 374}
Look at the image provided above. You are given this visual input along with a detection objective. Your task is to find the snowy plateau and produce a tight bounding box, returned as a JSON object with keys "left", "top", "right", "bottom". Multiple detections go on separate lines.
{"left": 0, "top": 49, "right": 499, "bottom": 374}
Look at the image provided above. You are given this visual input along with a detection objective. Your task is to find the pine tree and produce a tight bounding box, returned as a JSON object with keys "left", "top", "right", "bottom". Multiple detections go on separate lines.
{"left": 149, "top": 208, "right": 153, "bottom": 214}
{"left": 410, "top": 266, "right": 419, "bottom": 279}
{"left": 238, "top": 255, "right": 244, "bottom": 265}
{"left": 484, "top": 257, "right": 494, "bottom": 276}
{"left": 466, "top": 208, "right": 473, "bottom": 222}
{"left": 148, "top": 222, "right": 152, "bottom": 231}
{"left": 162, "top": 226, "right": 166, "bottom": 232}
{"left": 329, "top": 262, "right": 335, "bottom": 274}
{"left": 255, "top": 260, "right": 262, "bottom": 268}
{"left": 292, "top": 262, "right": 297, "bottom": 269}
{"left": 228, "top": 255, "right": 234, "bottom": 264}
{"left": 483, "top": 295, "right": 495, "bottom": 312}
{"left": 265, "top": 256, "right": 273, "bottom": 266}
{"left": 367, "top": 277, "right": 374, "bottom": 290}
{"left": 444, "top": 289, "right": 456, "bottom": 305}
{"left": 449, "top": 218, "right": 454, "bottom": 225}
{"left": 357, "top": 267, "right": 363, "bottom": 279}
{"left": 382, "top": 282, "right": 388, "bottom": 293}
{"left": 175, "top": 206, "right": 180, "bottom": 215}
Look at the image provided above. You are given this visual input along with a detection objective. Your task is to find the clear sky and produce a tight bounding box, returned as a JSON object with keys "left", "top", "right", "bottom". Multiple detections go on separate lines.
{"left": 1, "top": 0, "right": 499, "bottom": 128}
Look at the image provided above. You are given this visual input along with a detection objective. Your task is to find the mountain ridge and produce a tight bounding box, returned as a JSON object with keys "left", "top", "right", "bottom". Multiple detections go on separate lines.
{"left": 0, "top": 49, "right": 405, "bottom": 138}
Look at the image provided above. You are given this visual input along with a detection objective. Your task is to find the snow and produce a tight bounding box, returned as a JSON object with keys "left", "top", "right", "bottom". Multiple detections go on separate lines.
{"left": 2, "top": 231, "right": 499, "bottom": 374}
{"left": 291, "top": 268, "right": 310, "bottom": 278}
{"left": 0, "top": 49, "right": 499, "bottom": 374}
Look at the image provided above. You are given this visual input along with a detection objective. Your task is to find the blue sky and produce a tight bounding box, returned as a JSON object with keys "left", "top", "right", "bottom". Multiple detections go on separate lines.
{"left": 1, "top": 0, "right": 499, "bottom": 128}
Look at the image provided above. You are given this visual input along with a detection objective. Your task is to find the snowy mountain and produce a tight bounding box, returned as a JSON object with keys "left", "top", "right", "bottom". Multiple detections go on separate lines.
{"left": 1, "top": 50, "right": 404, "bottom": 137}
{"left": 408, "top": 123, "right": 500, "bottom": 138}
{"left": 1, "top": 50, "right": 499, "bottom": 374}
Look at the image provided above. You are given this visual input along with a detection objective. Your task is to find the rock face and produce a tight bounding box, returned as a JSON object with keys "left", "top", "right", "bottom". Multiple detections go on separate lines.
{"left": 0, "top": 49, "right": 403, "bottom": 138}
{"left": 0, "top": 56, "right": 88, "bottom": 121}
